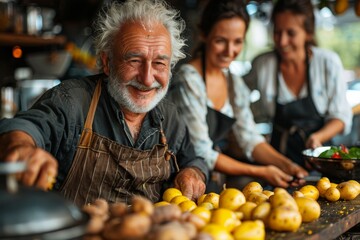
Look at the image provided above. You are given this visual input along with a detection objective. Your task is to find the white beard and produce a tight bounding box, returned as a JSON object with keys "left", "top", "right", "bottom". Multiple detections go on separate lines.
{"left": 107, "top": 69, "right": 169, "bottom": 114}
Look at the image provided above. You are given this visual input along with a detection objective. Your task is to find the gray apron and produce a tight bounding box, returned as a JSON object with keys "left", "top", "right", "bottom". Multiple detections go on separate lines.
{"left": 60, "top": 79, "right": 178, "bottom": 206}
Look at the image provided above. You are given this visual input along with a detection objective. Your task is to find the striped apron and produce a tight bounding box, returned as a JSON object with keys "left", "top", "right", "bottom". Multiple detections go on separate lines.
{"left": 60, "top": 79, "right": 177, "bottom": 206}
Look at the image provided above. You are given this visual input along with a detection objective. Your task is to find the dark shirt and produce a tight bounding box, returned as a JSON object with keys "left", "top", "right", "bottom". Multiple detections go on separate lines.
{"left": 0, "top": 74, "right": 209, "bottom": 190}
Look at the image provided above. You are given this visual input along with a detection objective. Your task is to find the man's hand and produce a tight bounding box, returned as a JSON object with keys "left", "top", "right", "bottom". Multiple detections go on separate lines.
{"left": 0, "top": 131, "right": 58, "bottom": 190}
{"left": 173, "top": 167, "right": 206, "bottom": 201}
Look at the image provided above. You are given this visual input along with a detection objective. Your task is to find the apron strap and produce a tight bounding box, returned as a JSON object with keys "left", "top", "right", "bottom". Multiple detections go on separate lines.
{"left": 78, "top": 79, "right": 102, "bottom": 148}
{"left": 159, "top": 123, "right": 179, "bottom": 172}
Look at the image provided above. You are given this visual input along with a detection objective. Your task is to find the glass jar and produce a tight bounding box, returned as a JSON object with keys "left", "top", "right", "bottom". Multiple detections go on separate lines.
{"left": 0, "top": 0, "right": 15, "bottom": 32}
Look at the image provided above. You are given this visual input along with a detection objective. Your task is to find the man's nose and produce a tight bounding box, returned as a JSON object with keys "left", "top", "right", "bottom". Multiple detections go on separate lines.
{"left": 140, "top": 62, "right": 155, "bottom": 87}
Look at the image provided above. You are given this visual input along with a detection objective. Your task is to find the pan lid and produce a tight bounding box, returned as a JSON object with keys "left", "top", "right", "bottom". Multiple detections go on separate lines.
{"left": 0, "top": 162, "right": 88, "bottom": 239}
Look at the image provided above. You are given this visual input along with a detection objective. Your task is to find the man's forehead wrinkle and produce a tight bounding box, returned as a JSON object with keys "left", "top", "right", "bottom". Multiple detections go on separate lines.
{"left": 124, "top": 52, "right": 142, "bottom": 59}
{"left": 123, "top": 51, "right": 170, "bottom": 60}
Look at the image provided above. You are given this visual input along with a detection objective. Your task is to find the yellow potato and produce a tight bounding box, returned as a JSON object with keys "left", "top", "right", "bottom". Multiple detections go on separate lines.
{"left": 162, "top": 188, "right": 182, "bottom": 202}
{"left": 337, "top": 182, "right": 359, "bottom": 200}
{"left": 232, "top": 220, "right": 265, "bottom": 240}
{"left": 262, "top": 190, "right": 274, "bottom": 198}
{"left": 200, "top": 223, "right": 233, "bottom": 240}
{"left": 219, "top": 188, "right": 246, "bottom": 211}
{"left": 267, "top": 206, "right": 302, "bottom": 232}
{"left": 251, "top": 202, "right": 271, "bottom": 223}
{"left": 210, "top": 208, "right": 238, "bottom": 232}
{"left": 316, "top": 177, "right": 331, "bottom": 198}
{"left": 179, "top": 200, "right": 197, "bottom": 212}
{"left": 198, "top": 202, "right": 214, "bottom": 210}
{"left": 237, "top": 201, "right": 257, "bottom": 220}
{"left": 292, "top": 191, "right": 304, "bottom": 198}
{"left": 191, "top": 206, "right": 211, "bottom": 223}
{"left": 246, "top": 192, "right": 269, "bottom": 205}
{"left": 299, "top": 185, "right": 320, "bottom": 201}
{"left": 324, "top": 187, "right": 340, "bottom": 202}
{"left": 197, "top": 193, "right": 207, "bottom": 205}
{"left": 269, "top": 190, "right": 298, "bottom": 211}
{"left": 203, "top": 192, "right": 220, "bottom": 209}
{"left": 294, "top": 197, "right": 321, "bottom": 223}
{"left": 242, "top": 182, "right": 263, "bottom": 199}
{"left": 170, "top": 195, "right": 190, "bottom": 205}
{"left": 347, "top": 180, "right": 360, "bottom": 194}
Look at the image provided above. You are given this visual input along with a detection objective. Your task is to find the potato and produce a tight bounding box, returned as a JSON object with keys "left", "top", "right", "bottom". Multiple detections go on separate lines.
{"left": 292, "top": 191, "right": 304, "bottom": 198}
{"left": 85, "top": 216, "right": 105, "bottom": 234}
{"left": 299, "top": 185, "right": 319, "bottom": 201}
{"left": 237, "top": 202, "right": 257, "bottom": 220}
{"left": 325, "top": 187, "right": 341, "bottom": 202}
{"left": 347, "top": 180, "right": 360, "bottom": 194}
{"left": 246, "top": 192, "right": 269, "bottom": 205}
{"left": 181, "top": 211, "right": 206, "bottom": 230}
{"left": 316, "top": 177, "right": 331, "bottom": 198}
{"left": 232, "top": 220, "right": 265, "bottom": 240}
{"left": 262, "top": 190, "right": 274, "bottom": 198}
{"left": 242, "top": 181, "right": 263, "bottom": 199}
{"left": 148, "top": 221, "right": 190, "bottom": 240}
{"left": 267, "top": 207, "right": 302, "bottom": 232}
{"left": 102, "top": 213, "right": 151, "bottom": 240}
{"left": 269, "top": 190, "right": 298, "bottom": 211}
{"left": 337, "top": 182, "right": 359, "bottom": 200}
{"left": 109, "top": 202, "right": 128, "bottom": 218}
{"left": 152, "top": 203, "right": 182, "bottom": 224}
{"left": 219, "top": 188, "right": 246, "bottom": 211}
{"left": 251, "top": 202, "right": 271, "bottom": 223}
{"left": 294, "top": 196, "right": 321, "bottom": 223}
{"left": 131, "top": 195, "right": 154, "bottom": 216}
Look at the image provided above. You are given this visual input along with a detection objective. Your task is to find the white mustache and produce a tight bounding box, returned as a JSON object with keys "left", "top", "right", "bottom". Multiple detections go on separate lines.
{"left": 126, "top": 80, "right": 161, "bottom": 91}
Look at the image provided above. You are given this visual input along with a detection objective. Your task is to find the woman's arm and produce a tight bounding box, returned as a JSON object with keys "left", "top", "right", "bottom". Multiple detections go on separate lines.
{"left": 306, "top": 119, "right": 345, "bottom": 148}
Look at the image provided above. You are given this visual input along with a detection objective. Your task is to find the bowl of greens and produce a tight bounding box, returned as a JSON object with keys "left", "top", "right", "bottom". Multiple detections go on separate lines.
{"left": 302, "top": 145, "right": 360, "bottom": 181}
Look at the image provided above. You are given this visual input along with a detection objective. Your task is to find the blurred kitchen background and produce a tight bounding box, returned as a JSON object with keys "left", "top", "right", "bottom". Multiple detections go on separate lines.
{"left": 0, "top": 0, "right": 359, "bottom": 144}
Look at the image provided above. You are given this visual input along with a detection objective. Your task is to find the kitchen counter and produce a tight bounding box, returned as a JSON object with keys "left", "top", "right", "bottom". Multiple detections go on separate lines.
{"left": 266, "top": 192, "right": 360, "bottom": 240}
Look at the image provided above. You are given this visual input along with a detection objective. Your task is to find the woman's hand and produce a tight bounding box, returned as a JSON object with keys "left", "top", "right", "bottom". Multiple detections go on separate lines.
{"left": 174, "top": 167, "right": 206, "bottom": 201}
{"left": 282, "top": 162, "right": 308, "bottom": 187}
{"left": 306, "top": 133, "right": 323, "bottom": 149}
{"left": 258, "top": 165, "right": 296, "bottom": 188}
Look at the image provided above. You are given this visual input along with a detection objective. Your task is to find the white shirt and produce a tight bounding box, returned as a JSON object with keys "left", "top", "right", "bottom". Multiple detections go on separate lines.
{"left": 168, "top": 64, "right": 265, "bottom": 170}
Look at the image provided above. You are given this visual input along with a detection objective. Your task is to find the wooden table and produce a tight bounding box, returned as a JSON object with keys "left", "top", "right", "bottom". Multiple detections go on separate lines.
{"left": 266, "top": 194, "right": 360, "bottom": 240}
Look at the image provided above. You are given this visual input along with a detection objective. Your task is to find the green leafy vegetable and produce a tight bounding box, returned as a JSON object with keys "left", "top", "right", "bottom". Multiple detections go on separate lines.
{"left": 318, "top": 146, "right": 360, "bottom": 159}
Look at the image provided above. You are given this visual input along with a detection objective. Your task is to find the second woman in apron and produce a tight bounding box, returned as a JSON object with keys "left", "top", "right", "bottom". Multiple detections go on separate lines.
{"left": 243, "top": 0, "right": 353, "bottom": 169}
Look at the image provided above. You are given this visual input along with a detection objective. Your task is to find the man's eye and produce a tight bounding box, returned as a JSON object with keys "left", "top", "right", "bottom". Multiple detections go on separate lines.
{"left": 128, "top": 59, "right": 142, "bottom": 67}
{"left": 153, "top": 61, "right": 167, "bottom": 70}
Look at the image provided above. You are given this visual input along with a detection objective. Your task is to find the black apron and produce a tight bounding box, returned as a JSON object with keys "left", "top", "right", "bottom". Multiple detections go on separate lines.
{"left": 201, "top": 54, "right": 236, "bottom": 192}
{"left": 270, "top": 55, "right": 325, "bottom": 167}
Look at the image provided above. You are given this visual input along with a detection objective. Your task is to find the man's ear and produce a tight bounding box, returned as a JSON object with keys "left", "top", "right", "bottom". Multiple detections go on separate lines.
{"left": 101, "top": 52, "right": 110, "bottom": 75}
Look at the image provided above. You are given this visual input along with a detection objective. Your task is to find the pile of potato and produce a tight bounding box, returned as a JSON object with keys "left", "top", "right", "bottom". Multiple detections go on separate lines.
{"left": 82, "top": 195, "right": 210, "bottom": 240}
{"left": 82, "top": 178, "right": 360, "bottom": 240}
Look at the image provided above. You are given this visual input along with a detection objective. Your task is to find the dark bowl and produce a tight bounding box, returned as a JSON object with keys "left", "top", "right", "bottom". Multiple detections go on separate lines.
{"left": 302, "top": 146, "right": 360, "bottom": 182}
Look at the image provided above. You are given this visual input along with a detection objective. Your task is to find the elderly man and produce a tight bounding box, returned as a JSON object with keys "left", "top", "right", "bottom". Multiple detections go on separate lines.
{"left": 0, "top": 0, "right": 208, "bottom": 206}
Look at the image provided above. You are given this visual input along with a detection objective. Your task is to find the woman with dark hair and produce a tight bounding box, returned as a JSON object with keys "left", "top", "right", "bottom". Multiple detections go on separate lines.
{"left": 168, "top": 0, "right": 307, "bottom": 192}
{"left": 244, "top": 0, "right": 352, "bottom": 167}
